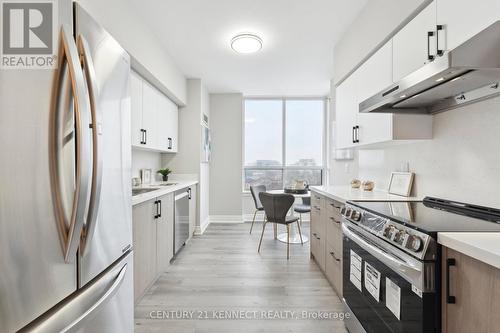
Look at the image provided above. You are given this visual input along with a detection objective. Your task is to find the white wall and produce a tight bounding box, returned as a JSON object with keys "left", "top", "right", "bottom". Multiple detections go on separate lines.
{"left": 131, "top": 149, "right": 162, "bottom": 181}
{"left": 199, "top": 86, "right": 210, "bottom": 230}
{"left": 77, "top": 0, "right": 186, "bottom": 105}
{"left": 356, "top": 97, "right": 500, "bottom": 207}
{"left": 163, "top": 79, "right": 210, "bottom": 233}
{"left": 209, "top": 94, "right": 243, "bottom": 220}
{"left": 333, "top": 0, "right": 430, "bottom": 84}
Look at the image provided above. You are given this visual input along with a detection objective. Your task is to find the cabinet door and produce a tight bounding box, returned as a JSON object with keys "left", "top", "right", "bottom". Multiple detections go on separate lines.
{"left": 357, "top": 41, "right": 394, "bottom": 146}
{"left": 325, "top": 240, "right": 342, "bottom": 296}
{"left": 156, "top": 94, "right": 170, "bottom": 151}
{"left": 188, "top": 186, "right": 196, "bottom": 239}
{"left": 130, "top": 71, "right": 143, "bottom": 147}
{"left": 335, "top": 73, "right": 358, "bottom": 149}
{"left": 141, "top": 81, "right": 159, "bottom": 149}
{"left": 132, "top": 199, "right": 157, "bottom": 302}
{"left": 393, "top": 1, "right": 437, "bottom": 82}
{"left": 167, "top": 102, "right": 179, "bottom": 153}
{"left": 442, "top": 247, "right": 500, "bottom": 333}
{"left": 156, "top": 193, "right": 174, "bottom": 273}
{"left": 437, "top": 0, "right": 500, "bottom": 52}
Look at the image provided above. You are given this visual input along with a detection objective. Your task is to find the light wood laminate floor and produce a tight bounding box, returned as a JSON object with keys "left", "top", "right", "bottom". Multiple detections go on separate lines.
{"left": 135, "top": 222, "right": 348, "bottom": 333}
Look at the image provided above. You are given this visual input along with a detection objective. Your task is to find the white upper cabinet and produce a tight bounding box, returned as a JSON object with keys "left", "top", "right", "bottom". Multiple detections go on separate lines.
{"left": 131, "top": 72, "right": 179, "bottom": 153}
{"left": 130, "top": 71, "right": 143, "bottom": 147}
{"left": 437, "top": 0, "right": 500, "bottom": 52}
{"left": 142, "top": 81, "right": 160, "bottom": 150}
{"left": 156, "top": 92, "right": 179, "bottom": 153}
{"left": 393, "top": 1, "right": 437, "bottom": 82}
{"left": 357, "top": 41, "right": 394, "bottom": 146}
{"left": 335, "top": 40, "right": 433, "bottom": 149}
{"left": 166, "top": 99, "right": 178, "bottom": 152}
{"left": 335, "top": 70, "right": 358, "bottom": 149}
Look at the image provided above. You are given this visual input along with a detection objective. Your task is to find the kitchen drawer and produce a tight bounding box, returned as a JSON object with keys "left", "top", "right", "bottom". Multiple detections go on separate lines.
{"left": 325, "top": 240, "right": 342, "bottom": 296}
{"left": 310, "top": 204, "right": 323, "bottom": 232}
{"left": 311, "top": 192, "right": 324, "bottom": 210}
{"left": 326, "top": 199, "right": 343, "bottom": 218}
{"left": 325, "top": 214, "right": 342, "bottom": 254}
{"left": 311, "top": 229, "right": 326, "bottom": 272}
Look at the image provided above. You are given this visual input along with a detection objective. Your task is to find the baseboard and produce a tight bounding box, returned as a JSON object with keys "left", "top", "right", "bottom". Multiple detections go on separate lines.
{"left": 209, "top": 215, "right": 244, "bottom": 224}
{"left": 194, "top": 217, "right": 210, "bottom": 235}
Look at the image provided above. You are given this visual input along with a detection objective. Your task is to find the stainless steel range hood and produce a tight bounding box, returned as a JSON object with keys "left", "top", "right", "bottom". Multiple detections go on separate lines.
{"left": 360, "top": 21, "right": 500, "bottom": 114}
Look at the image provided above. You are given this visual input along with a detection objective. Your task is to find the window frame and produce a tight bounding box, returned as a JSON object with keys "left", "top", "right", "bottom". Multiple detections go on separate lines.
{"left": 242, "top": 97, "right": 327, "bottom": 192}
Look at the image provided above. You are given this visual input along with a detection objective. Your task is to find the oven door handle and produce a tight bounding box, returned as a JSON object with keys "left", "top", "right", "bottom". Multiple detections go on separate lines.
{"left": 342, "top": 223, "right": 423, "bottom": 281}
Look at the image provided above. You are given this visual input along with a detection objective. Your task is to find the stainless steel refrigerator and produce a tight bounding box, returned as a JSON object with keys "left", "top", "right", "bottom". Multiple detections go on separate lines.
{"left": 0, "top": 1, "right": 134, "bottom": 332}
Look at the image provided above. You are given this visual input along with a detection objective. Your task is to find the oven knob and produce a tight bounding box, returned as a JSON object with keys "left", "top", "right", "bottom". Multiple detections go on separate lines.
{"left": 340, "top": 206, "right": 347, "bottom": 215}
{"left": 406, "top": 235, "right": 423, "bottom": 252}
{"left": 345, "top": 207, "right": 352, "bottom": 217}
{"left": 351, "top": 210, "right": 362, "bottom": 221}
{"left": 383, "top": 225, "right": 394, "bottom": 238}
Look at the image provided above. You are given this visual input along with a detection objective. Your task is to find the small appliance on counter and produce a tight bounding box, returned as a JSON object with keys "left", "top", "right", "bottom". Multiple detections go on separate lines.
{"left": 285, "top": 180, "right": 309, "bottom": 194}
{"left": 340, "top": 197, "right": 500, "bottom": 333}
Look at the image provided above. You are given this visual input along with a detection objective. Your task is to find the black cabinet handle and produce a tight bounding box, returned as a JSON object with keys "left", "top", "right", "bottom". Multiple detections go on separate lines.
{"left": 446, "top": 258, "right": 456, "bottom": 304}
{"left": 330, "top": 217, "right": 341, "bottom": 224}
{"left": 188, "top": 188, "right": 192, "bottom": 200}
{"left": 168, "top": 137, "right": 172, "bottom": 150}
{"left": 355, "top": 125, "right": 360, "bottom": 143}
{"left": 436, "top": 25, "right": 444, "bottom": 56}
{"left": 140, "top": 129, "right": 145, "bottom": 144}
{"left": 329, "top": 252, "right": 341, "bottom": 262}
{"left": 158, "top": 200, "right": 162, "bottom": 218}
{"left": 144, "top": 129, "right": 147, "bottom": 145}
{"left": 154, "top": 200, "right": 159, "bottom": 219}
{"left": 352, "top": 127, "right": 355, "bottom": 144}
{"left": 427, "top": 31, "right": 435, "bottom": 61}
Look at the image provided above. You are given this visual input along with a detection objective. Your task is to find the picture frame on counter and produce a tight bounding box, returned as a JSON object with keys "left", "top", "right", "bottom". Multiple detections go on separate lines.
{"left": 141, "top": 168, "right": 152, "bottom": 185}
{"left": 388, "top": 172, "right": 414, "bottom": 197}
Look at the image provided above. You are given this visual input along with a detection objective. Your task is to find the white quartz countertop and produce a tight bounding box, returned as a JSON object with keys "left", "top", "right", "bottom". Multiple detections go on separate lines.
{"left": 310, "top": 185, "right": 421, "bottom": 203}
{"left": 132, "top": 180, "right": 198, "bottom": 206}
{"left": 438, "top": 232, "right": 500, "bottom": 270}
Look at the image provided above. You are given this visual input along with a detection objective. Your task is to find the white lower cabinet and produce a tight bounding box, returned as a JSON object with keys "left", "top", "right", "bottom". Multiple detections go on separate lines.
{"left": 133, "top": 193, "right": 174, "bottom": 303}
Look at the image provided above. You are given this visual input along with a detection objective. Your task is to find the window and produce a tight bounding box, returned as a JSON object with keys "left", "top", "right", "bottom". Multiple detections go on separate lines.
{"left": 244, "top": 98, "right": 325, "bottom": 191}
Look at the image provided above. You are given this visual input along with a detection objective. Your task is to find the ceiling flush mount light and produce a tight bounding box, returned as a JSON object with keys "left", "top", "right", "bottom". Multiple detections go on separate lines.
{"left": 231, "top": 33, "right": 262, "bottom": 54}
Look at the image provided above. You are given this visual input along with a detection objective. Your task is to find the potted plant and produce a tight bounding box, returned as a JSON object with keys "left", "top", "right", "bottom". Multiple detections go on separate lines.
{"left": 157, "top": 168, "right": 172, "bottom": 182}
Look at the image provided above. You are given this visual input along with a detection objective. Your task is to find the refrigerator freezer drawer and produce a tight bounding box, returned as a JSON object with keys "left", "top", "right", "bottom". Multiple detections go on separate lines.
{"left": 19, "top": 251, "right": 134, "bottom": 333}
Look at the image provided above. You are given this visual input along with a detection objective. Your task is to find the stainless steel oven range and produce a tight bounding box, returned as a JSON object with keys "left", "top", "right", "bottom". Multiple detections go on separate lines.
{"left": 341, "top": 197, "right": 500, "bottom": 333}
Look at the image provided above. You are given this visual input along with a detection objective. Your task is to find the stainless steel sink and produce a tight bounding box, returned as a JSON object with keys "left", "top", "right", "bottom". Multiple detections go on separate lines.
{"left": 157, "top": 183, "right": 178, "bottom": 186}
{"left": 132, "top": 188, "right": 159, "bottom": 196}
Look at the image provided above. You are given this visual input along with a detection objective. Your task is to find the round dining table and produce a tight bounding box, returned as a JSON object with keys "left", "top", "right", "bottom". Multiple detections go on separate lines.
{"left": 268, "top": 189, "right": 310, "bottom": 244}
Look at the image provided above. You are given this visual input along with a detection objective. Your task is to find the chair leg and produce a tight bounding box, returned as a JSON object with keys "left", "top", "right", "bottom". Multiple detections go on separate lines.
{"left": 296, "top": 220, "right": 304, "bottom": 245}
{"left": 274, "top": 223, "right": 277, "bottom": 239}
{"left": 287, "top": 224, "right": 290, "bottom": 260}
{"left": 250, "top": 210, "right": 258, "bottom": 234}
{"left": 258, "top": 221, "right": 267, "bottom": 253}
{"left": 299, "top": 213, "right": 302, "bottom": 226}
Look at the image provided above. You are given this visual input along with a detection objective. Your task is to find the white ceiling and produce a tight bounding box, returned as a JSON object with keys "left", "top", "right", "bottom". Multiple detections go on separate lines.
{"left": 130, "top": 0, "right": 367, "bottom": 96}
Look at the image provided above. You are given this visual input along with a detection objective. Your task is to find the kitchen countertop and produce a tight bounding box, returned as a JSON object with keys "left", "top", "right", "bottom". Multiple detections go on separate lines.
{"left": 132, "top": 180, "right": 198, "bottom": 206}
{"left": 310, "top": 185, "right": 421, "bottom": 203}
{"left": 438, "top": 232, "right": 500, "bottom": 270}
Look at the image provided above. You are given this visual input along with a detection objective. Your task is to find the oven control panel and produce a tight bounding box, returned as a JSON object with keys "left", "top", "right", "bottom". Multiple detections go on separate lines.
{"left": 341, "top": 204, "right": 432, "bottom": 260}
